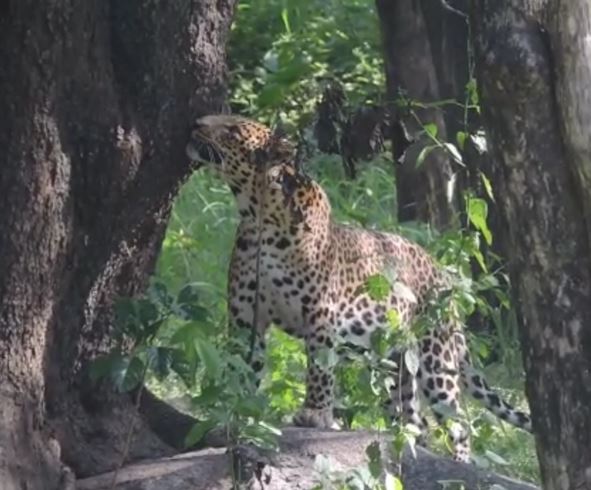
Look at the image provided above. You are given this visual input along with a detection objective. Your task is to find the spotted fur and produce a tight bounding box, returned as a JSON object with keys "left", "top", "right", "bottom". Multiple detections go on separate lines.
{"left": 186, "top": 114, "right": 531, "bottom": 462}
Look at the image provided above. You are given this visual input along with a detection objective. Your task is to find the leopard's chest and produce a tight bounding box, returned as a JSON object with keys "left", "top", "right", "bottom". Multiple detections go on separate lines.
{"left": 261, "top": 242, "right": 329, "bottom": 331}
{"left": 229, "top": 230, "right": 330, "bottom": 334}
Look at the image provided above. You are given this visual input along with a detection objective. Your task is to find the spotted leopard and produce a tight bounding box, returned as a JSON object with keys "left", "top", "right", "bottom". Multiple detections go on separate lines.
{"left": 185, "top": 114, "right": 531, "bottom": 462}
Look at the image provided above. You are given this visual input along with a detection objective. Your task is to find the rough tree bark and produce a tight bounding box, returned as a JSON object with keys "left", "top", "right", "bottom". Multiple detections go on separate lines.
{"left": 0, "top": 2, "right": 236, "bottom": 489}
{"left": 375, "top": 0, "right": 459, "bottom": 229}
{"left": 471, "top": 2, "right": 591, "bottom": 489}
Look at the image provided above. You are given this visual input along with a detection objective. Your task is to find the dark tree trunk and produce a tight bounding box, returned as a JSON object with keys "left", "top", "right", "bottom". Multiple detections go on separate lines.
{"left": 0, "top": 2, "right": 236, "bottom": 489}
{"left": 471, "top": 2, "right": 591, "bottom": 489}
{"left": 376, "top": 0, "right": 459, "bottom": 229}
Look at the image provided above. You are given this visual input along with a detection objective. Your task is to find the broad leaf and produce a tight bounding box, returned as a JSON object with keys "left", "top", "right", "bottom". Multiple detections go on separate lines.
{"left": 109, "top": 355, "right": 145, "bottom": 392}
{"left": 195, "top": 339, "right": 223, "bottom": 379}
{"left": 184, "top": 419, "right": 217, "bottom": 447}
{"left": 467, "top": 197, "right": 492, "bottom": 245}
{"left": 366, "top": 441, "right": 382, "bottom": 479}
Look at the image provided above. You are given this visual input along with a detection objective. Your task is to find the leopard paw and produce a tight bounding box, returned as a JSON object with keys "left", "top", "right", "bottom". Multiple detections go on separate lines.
{"left": 293, "top": 407, "right": 339, "bottom": 429}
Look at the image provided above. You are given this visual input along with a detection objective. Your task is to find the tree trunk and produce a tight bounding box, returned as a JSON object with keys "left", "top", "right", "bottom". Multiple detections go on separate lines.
{"left": 0, "top": 2, "right": 236, "bottom": 489}
{"left": 376, "top": 0, "right": 459, "bottom": 229}
{"left": 471, "top": 2, "right": 591, "bottom": 489}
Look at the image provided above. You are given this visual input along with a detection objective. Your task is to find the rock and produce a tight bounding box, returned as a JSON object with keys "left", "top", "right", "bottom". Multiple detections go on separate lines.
{"left": 77, "top": 428, "right": 539, "bottom": 490}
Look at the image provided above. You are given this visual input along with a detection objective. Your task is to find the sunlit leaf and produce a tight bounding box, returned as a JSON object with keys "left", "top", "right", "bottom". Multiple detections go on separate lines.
{"left": 385, "top": 473, "right": 403, "bottom": 490}
{"left": 466, "top": 196, "right": 492, "bottom": 245}
{"left": 386, "top": 309, "right": 400, "bottom": 330}
{"left": 480, "top": 172, "right": 495, "bottom": 202}
{"left": 280, "top": 7, "right": 291, "bottom": 33}
{"left": 444, "top": 142, "right": 464, "bottom": 165}
{"left": 424, "top": 123, "right": 438, "bottom": 138}
{"left": 456, "top": 131, "right": 467, "bottom": 150}
{"left": 364, "top": 274, "right": 391, "bottom": 301}
{"left": 416, "top": 145, "right": 437, "bottom": 168}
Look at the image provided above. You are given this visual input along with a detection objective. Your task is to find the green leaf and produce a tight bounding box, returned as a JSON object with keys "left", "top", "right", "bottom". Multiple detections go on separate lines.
{"left": 194, "top": 339, "right": 223, "bottom": 379}
{"left": 364, "top": 274, "right": 391, "bottom": 301}
{"left": 192, "top": 382, "right": 225, "bottom": 406}
{"left": 456, "top": 131, "right": 467, "bottom": 150}
{"left": 472, "top": 248, "right": 487, "bottom": 273}
{"left": 416, "top": 145, "right": 437, "bottom": 168}
{"left": 236, "top": 396, "right": 266, "bottom": 418}
{"left": 149, "top": 282, "right": 173, "bottom": 307}
{"left": 313, "top": 346, "right": 339, "bottom": 369}
{"left": 467, "top": 197, "right": 492, "bottom": 245}
{"left": 424, "top": 123, "right": 438, "bottom": 138}
{"left": 137, "top": 299, "right": 159, "bottom": 326}
{"left": 366, "top": 441, "right": 382, "bottom": 479}
{"left": 146, "top": 347, "right": 175, "bottom": 380}
{"left": 257, "top": 84, "right": 285, "bottom": 108}
{"left": 184, "top": 419, "right": 217, "bottom": 447}
{"left": 175, "top": 303, "right": 209, "bottom": 321}
{"left": 385, "top": 473, "right": 403, "bottom": 490}
{"left": 109, "top": 355, "right": 145, "bottom": 392}
{"left": 386, "top": 309, "right": 400, "bottom": 330}
{"left": 466, "top": 77, "right": 479, "bottom": 106}
{"left": 114, "top": 298, "right": 138, "bottom": 335}
{"left": 177, "top": 284, "right": 200, "bottom": 305}
{"left": 479, "top": 172, "right": 495, "bottom": 202}
{"left": 280, "top": 7, "right": 291, "bottom": 33}
{"left": 170, "top": 323, "right": 198, "bottom": 345}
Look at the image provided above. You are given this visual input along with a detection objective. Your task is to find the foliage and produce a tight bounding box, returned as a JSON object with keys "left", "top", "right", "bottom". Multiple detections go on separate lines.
{"left": 229, "top": 0, "right": 384, "bottom": 127}
{"left": 312, "top": 442, "right": 403, "bottom": 490}
{"left": 90, "top": 281, "right": 281, "bottom": 456}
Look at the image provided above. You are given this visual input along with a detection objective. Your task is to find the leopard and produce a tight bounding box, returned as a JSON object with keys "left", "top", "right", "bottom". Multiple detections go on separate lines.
{"left": 185, "top": 114, "right": 532, "bottom": 462}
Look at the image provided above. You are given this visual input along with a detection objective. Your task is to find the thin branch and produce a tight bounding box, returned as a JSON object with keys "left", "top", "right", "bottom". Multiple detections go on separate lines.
{"left": 108, "top": 362, "right": 149, "bottom": 490}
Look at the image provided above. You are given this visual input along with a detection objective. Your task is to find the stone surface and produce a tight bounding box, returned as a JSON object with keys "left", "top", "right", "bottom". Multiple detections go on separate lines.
{"left": 77, "top": 428, "right": 539, "bottom": 490}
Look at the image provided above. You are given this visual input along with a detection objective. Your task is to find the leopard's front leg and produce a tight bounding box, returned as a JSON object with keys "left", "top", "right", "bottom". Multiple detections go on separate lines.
{"left": 293, "top": 312, "right": 338, "bottom": 429}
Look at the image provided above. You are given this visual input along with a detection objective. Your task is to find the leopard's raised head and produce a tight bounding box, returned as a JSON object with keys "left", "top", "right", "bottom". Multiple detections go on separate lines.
{"left": 186, "top": 114, "right": 292, "bottom": 182}
{"left": 186, "top": 114, "right": 329, "bottom": 230}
